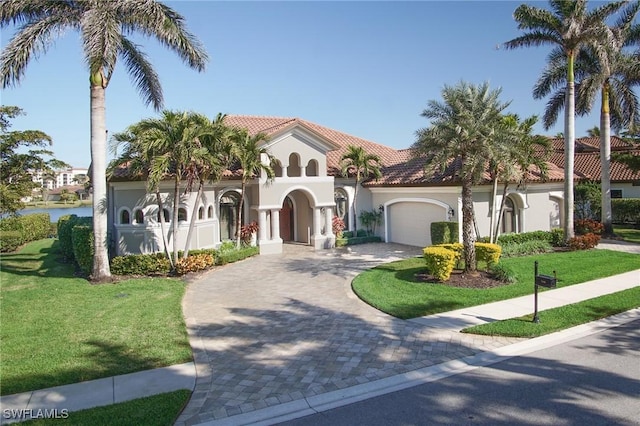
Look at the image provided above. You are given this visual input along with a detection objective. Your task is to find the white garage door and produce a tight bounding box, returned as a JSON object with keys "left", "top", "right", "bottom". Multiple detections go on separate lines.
{"left": 388, "top": 202, "right": 444, "bottom": 247}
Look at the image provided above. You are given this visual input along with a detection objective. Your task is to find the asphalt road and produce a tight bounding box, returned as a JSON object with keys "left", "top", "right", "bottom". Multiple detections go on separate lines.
{"left": 280, "top": 319, "right": 640, "bottom": 426}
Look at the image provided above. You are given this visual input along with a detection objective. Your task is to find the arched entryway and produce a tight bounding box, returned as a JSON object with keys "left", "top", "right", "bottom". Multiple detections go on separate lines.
{"left": 280, "top": 196, "right": 294, "bottom": 241}
{"left": 219, "top": 191, "right": 241, "bottom": 241}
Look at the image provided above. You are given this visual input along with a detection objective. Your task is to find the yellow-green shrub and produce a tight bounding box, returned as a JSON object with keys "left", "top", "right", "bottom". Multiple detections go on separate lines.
{"left": 475, "top": 242, "right": 501, "bottom": 267}
{"left": 176, "top": 253, "right": 215, "bottom": 275}
{"left": 423, "top": 246, "right": 458, "bottom": 281}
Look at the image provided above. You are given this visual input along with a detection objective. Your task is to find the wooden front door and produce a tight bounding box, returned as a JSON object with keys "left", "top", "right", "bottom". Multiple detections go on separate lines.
{"left": 280, "top": 197, "right": 293, "bottom": 241}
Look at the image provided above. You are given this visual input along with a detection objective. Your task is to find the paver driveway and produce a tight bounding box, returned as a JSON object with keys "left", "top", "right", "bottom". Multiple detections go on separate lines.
{"left": 176, "top": 243, "right": 522, "bottom": 425}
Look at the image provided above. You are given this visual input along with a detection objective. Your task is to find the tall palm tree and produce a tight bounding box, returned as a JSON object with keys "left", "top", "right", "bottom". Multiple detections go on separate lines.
{"left": 412, "top": 81, "right": 510, "bottom": 273}
{"left": 339, "top": 145, "right": 382, "bottom": 234}
{"left": 229, "top": 128, "right": 275, "bottom": 248}
{"left": 0, "top": 0, "right": 208, "bottom": 281}
{"left": 504, "top": 0, "right": 627, "bottom": 243}
{"left": 182, "top": 113, "right": 232, "bottom": 258}
{"left": 532, "top": 2, "right": 640, "bottom": 236}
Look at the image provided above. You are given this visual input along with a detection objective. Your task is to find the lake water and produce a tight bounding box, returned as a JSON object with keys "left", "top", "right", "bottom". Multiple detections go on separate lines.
{"left": 18, "top": 206, "right": 93, "bottom": 223}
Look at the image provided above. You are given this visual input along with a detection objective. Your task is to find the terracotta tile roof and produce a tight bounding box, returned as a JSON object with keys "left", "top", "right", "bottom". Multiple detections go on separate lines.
{"left": 550, "top": 136, "right": 634, "bottom": 153}
{"left": 549, "top": 150, "right": 640, "bottom": 182}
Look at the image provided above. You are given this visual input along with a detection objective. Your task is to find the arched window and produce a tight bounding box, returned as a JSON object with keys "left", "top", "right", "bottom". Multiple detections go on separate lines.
{"left": 306, "top": 159, "right": 318, "bottom": 177}
{"left": 501, "top": 197, "right": 518, "bottom": 234}
{"left": 134, "top": 209, "right": 144, "bottom": 225}
{"left": 198, "top": 206, "right": 204, "bottom": 220}
{"left": 120, "top": 209, "right": 130, "bottom": 225}
{"left": 220, "top": 192, "right": 241, "bottom": 240}
{"left": 334, "top": 188, "right": 349, "bottom": 230}
{"left": 273, "top": 160, "right": 283, "bottom": 177}
{"left": 157, "top": 208, "right": 170, "bottom": 223}
{"left": 178, "top": 207, "right": 187, "bottom": 222}
{"left": 287, "top": 153, "right": 301, "bottom": 177}
{"left": 207, "top": 205, "right": 214, "bottom": 219}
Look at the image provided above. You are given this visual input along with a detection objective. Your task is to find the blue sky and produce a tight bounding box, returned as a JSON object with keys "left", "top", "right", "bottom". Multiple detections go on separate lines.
{"left": 1, "top": 1, "right": 614, "bottom": 168}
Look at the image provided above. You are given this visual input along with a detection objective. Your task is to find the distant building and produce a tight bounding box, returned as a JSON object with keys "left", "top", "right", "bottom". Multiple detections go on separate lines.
{"left": 32, "top": 167, "right": 89, "bottom": 189}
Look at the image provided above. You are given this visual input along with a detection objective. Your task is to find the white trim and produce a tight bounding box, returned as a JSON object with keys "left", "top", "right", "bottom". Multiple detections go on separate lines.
{"left": 383, "top": 198, "right": 451, "bottom": 243}
{"left": 278, "top": 185, "right": 319, "bottom": 207}
{"left": 117, "top": 207, "right": 132, "bottom": 225}
{"left": 369, "top": 187, "right": 461, "bottom": 195}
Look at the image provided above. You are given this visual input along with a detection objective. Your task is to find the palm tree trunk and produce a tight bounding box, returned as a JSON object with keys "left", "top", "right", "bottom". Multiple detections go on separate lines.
{"left": 156, "top": 190, "right": 174, "bottom": 269}
{"left": 352, "top": 176, "right": 359, "bottom": 234}
{"left": 236, "top": 182, "right": 245, "bottom": 248}
{"left": 172, "top": 176, "right": 180, "bottom": 263}
{"left": 564, "top": 54, "right": 576, "bottom": 242}
{"left": 461, "top": 178, "right": 476, "bottom": 273}
{"left": 90, "top": 83, "right": 111, "bottom": 281}
{"left": 489, "top": 176, "right": 498, "bottom": 243}
{"left": 183, "top": 180, "right": 204, "bottom": 259}
{"left": 600, "top": 85, "right": 614, "bottom": 236}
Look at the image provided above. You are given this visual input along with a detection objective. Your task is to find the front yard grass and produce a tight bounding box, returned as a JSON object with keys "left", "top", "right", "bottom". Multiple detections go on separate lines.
{"left": 352, "top": 249, "right": 640, "bottom": 319}
{"left": 461, "top": 286, "right": 640, "bottom": 338}
{"left": 0, "top": 239, "right": 192, "bottom": 396}
{"left": 20, "top": 389, "right": 191, "bottom": 425}
{"left": 613, "top": 225, "right": 640, "bottom": 244}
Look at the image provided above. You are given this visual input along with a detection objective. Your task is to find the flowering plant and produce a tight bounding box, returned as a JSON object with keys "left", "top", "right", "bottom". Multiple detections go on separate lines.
{"left": 240, "top": 221, "right": 259, "bottom": 243}
{"left": 332, "top": 216, "right": 346, "bottom": 237}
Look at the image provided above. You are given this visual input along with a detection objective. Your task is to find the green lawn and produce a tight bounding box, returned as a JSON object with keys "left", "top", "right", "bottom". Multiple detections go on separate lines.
{"left": 20, "top": 390, "right": 191, "bottom": 425}
{"left": 614, "top": 225, "right": 640, "bottom": 244}
{"left": 0, "top": 239, "right": 192, "bottom": 396}
{"left": 352, "top": 249, "right": 640, "bottom": 319}
{"left": 461, "top": 287, "right": 640, "bottom": 338}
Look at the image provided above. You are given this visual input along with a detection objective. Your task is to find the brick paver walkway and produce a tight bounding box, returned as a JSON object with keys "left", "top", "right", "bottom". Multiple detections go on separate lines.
{"left": 176, "top": 243, "right": 523, "bottom": 425}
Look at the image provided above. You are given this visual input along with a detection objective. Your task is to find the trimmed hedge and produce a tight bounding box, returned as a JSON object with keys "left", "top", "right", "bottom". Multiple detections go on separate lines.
{"left": 0, "top": 213, "right": 51, "bottom": 252}
{"left": 176, "top": 253, "right": 215, "bottom": 275}
{"left": 72, "top": 223, "right": 94, "bottom": 276}
{"left": 335, "top": 236, "right": 382, "bottom": 247}
{"left": 475, "top": 242, "right": 502, "bottom": 267}
{"left": 431, "top": 222, "right": 459, "bottom": 245}
{"left": 110, "top": 253, "right": 171, "bottom": 276}
{"left": 57, "top": 214, "right": 79, "bottom": 262}
{"left": 0, "top": 230, "right": 23, "bottom": 253}
{"left": 500, "top": 240, "right": 554, "bottom": 257}
{"left": 612, "top": 198, "right": 640, "bottom": 224}
{"left": 216, "top": 246, "right": 259, "bottom": 265}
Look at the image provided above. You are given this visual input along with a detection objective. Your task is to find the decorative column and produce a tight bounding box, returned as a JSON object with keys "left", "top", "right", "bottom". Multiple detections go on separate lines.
{"left": 258, "top": 209, "right": 268, "bottom": 243}
{"left": 324, "top": 206, "right": 334, "bottom": 237}
{"left": 271, "top": 208, "right": 281, "bottom": 241}
{"left": 313, "top": 207, "right": 322, "bottom": 237}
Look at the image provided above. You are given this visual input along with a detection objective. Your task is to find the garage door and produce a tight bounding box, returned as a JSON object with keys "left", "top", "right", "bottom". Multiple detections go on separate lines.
{"left": 387, "top": 202, "right": 444, "bottom": 247}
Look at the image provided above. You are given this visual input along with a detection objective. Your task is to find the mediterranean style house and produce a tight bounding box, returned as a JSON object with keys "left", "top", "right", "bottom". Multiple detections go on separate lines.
{"left": 107, "top": 116, "right": 639, "bottom": 256}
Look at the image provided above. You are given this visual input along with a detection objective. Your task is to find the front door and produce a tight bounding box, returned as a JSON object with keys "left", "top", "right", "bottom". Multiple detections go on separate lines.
{"left": 280, "top": 197, "right": 294, "bottom": 241}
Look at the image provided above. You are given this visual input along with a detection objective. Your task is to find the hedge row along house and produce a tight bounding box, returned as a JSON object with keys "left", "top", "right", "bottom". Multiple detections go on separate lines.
{"left": 107, "top": 116, "right": 639, "bottom": 256}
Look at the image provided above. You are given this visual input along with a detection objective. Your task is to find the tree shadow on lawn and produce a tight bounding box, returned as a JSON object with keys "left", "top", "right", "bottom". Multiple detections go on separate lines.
{"left": 1, "top": 339, "right": 189, "bottom": 396}
{"left": 0, "top": 240, "right": 76, "bottom": 279}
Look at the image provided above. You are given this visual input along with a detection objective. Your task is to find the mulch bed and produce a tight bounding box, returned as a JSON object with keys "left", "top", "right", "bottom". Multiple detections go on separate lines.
{"left": 415, "top": 269, "right": 508, "bottom": 289}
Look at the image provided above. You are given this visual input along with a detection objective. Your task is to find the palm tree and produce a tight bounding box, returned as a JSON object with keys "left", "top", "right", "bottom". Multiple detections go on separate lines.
{"left": 1, "top": 1, "right": 208, "bottom": 281}
{"left": 532, "top": 2, "right": 640, "bottom": 237}
{"left": 587, "top": 126, "right": 601, "bottom": 137}
{"left": 182, "top": 113, "right": 232, "bottom": 259}
{"left": 489, "top": 115, "right": 551, "bottom": 242}
{"left": 229, "top": 128, "right": 275, "bottom": 248}
{"left": 504, "top": 0, "right": 628, "bottom": 243}
{"left": 339, "top": 145, "right": 382, "bottom": 234}
{"left": 412, "top": 81, "right": 510, "bottom": 273}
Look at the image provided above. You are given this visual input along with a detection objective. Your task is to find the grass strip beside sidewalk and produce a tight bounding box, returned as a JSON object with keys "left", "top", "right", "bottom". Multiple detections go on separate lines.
{"left": 461, "top": 286, "right": 640, "bottom": 338}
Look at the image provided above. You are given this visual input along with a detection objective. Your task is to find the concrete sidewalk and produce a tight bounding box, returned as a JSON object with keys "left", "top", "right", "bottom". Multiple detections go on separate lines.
{"left": 1, "top": 269, "right": 637, "bottom": 424}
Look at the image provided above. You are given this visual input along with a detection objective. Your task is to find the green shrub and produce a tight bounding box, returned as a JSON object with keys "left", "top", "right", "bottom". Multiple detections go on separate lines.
{"left": 342, "top": 231, "right": 354, "bottom": 238}
{"left": 475, "top": 242, "right": 501, "bottom": 267}
{"left": 612, "top": 198, "right": 640, "bottom": 224}
{"left": 72, "top": 223, "right": 94, "bottom": 276}
{"left": 0, "top": 230, "right": 24, "bottom": 253}
{"left": 500, "top": 240, "right": 553, "bottom": 257}
{"left": 490, "top": 262, "right": 516, "bottom": 283}
{"left": 335, "top": 235, "right": 382, "bottom": 247}
{"left": 568, "top": 233, "right": 600, "bottom": 250}
{"left": 431, "top": 222, "right": 458, "bottom": 244}
{"left": 20, "top": 213, "right": 50, "bottom": 242}
{"left": 57, "top": 214, "right": 78, "bottom": 262}
{"left": 216, "top": 246, "right": 259, "bottom": 265}
{"left": 176, "top": 253, "right": 215, "bottom": 275}
{"left": 48, "top": 222, "right": 58, "bottom": 238}
{"left": 218, "top": 240, "right": 236, "bottom": 253}
{"left": 356, "top": 229, "right": 368, "bottom": 237}
{"left": 497, "top": 231, "right": 554, "bottom": 245}
{"left": 110, "top": 253, "right": 171, "bottom": 276}
{"left": 550, "top": 228, "right": 564, "bottom": 247}
{"left": 423, "top": 246, "right": 458, "bottom": 281}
